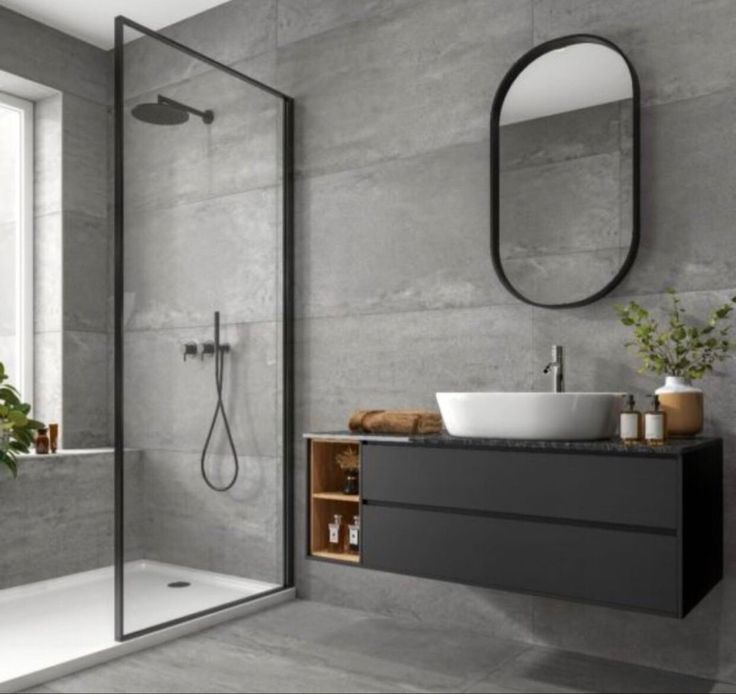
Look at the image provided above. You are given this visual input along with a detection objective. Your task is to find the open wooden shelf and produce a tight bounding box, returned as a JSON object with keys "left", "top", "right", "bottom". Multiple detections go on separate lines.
{"left": 309, "top": 439, "right": 361, "bottom": 564}
{"left": 312, "top": 550, "right": 360, "bottom": 563}
{"left": 312, "top": 492, "right": 359, "bottom": 503}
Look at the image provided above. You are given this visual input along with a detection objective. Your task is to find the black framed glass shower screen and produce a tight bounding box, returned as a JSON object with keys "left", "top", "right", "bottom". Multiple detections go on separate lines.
{"left": 114, "top": 16, "right": 294, "bottom": 641}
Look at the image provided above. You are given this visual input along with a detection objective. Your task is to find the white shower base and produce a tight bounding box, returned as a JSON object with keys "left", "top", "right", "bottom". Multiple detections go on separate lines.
{"left": 0, "top": 559, "right": 290, "bottom": 692}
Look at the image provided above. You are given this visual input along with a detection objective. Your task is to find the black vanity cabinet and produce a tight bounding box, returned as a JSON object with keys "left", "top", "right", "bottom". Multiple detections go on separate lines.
{"left": 306, "top": 435, "right": 723, "bottom": 618}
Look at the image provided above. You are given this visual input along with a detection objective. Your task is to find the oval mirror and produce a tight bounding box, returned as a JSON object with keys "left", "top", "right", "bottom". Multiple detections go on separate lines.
{"left": 491, "top": 35, "right": 640, "bottom": 308}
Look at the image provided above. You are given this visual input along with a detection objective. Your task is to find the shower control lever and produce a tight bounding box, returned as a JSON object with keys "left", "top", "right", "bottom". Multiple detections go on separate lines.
{"left": 182, "top": 342, "right": 198, "bottom": 361}
{"left": 200, "top": 341, "right": 230, "bottom": 358}
{"left": 200, "top": 341, "right": 216, "bottom": 359}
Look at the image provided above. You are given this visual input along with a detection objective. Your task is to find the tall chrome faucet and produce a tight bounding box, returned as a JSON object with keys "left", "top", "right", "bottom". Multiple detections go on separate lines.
{"left": 543, "top": 345, "right": 565, "bottom": 393}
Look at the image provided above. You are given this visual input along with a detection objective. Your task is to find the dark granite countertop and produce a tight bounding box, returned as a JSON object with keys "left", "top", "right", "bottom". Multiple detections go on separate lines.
{"left": 303, "top": 431, "right": 721, "bottom": 456}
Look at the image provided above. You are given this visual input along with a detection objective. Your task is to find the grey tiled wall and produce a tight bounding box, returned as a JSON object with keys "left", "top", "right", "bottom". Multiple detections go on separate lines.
{"left": 0, "top": 450, "right": 141, "bottom": 589}
{"left": 249, "top": 0, "right": 736, "bottom": 680}
{"left": 119, "top": 0, "right": 736, "bottom": 679}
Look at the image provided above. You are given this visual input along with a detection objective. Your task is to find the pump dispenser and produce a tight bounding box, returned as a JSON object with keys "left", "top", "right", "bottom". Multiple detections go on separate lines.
{"left": 644, "top": 394, "right": 667, "bottom": 446}
{"left": 620, "top": 394, "right": 642, "bottom": 445}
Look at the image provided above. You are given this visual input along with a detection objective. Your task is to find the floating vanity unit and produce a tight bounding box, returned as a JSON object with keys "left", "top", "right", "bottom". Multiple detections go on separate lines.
{"left": 305, "top": 433, "right": 723, "bottom": 618}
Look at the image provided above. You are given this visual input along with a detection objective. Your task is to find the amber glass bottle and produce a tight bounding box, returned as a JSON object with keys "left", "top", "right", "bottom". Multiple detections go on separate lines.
{"left": 35, "top": 428, "right": 50, "bottom": 454}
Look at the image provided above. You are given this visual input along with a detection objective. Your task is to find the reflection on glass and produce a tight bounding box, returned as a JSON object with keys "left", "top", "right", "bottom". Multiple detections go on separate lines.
{"left": 498, "top": 42, "right": 635, "bottom": 306}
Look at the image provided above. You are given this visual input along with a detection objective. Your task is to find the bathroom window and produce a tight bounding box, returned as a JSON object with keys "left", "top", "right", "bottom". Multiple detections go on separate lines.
{"left": 0, "top": 91, "right": 34, "bottom": 402}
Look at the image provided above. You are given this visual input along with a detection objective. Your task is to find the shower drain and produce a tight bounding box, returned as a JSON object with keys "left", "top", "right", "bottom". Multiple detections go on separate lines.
{"left": 167, "top": 581, "right": 191, "bottom": 588}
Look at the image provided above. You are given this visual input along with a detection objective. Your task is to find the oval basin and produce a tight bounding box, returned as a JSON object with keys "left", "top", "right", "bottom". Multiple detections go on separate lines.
{"left": 436, "top": 392, "right": 624, "bottom": 440}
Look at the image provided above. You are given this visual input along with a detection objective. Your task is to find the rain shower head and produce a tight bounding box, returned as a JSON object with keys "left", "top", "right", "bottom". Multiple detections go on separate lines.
{"left": 131, "top": 95, "right": 214, "bottom": 125}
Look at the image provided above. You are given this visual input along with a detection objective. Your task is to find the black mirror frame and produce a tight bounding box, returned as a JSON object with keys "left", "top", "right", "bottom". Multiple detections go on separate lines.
{"left": 490, "top": 34, "right": 641, "bottom": 309}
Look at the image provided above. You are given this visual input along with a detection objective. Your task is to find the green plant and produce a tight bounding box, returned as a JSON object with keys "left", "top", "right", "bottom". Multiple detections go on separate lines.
{"left": 0, "top": 361, "right": 44, "bottom": 477}
{"left": 615, "top": 290, "right": 736, "bottom": 381}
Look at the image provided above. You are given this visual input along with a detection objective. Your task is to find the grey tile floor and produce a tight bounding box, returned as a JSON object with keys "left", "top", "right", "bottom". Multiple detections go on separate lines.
{"left": 24, "top": 600, "right": 736, "bottom": 693}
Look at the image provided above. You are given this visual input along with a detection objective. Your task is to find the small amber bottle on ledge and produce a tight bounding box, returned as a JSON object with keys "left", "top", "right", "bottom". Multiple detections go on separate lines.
{"left": 34, "top": 428, "right": 50, "bottom": 454}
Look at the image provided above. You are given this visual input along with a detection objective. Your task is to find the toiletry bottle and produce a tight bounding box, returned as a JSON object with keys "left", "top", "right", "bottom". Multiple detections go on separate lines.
{"left": 35, "top": 428, "right": 50, "bottom": 454}
{"left": 348, "top": 515, "right": 360, "bottom": 554}
{"left": 328, "top": 514, "right": 343, "bottom": 552}
{"left": 49, "top": 423, "right": 59, "bottom": 453}
{"left": 644, "top": 395, "right": 667, "bottom": 447}
{"left": 620, "top": 394, "right": 642, "bottom": 445}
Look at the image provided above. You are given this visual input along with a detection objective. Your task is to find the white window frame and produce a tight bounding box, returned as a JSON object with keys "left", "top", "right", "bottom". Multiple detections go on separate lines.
{"left": 0, "top": 90, "right": 34, "bottom": 405}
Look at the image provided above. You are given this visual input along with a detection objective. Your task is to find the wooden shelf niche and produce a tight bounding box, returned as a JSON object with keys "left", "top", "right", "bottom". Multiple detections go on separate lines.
{"left": 309, "top": 439, "right": 361, "bottom": 564}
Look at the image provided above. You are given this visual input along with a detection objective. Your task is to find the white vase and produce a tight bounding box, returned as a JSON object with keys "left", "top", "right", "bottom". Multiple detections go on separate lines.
{"left": 655, "top": 376, "right": 704, "bottom": 437}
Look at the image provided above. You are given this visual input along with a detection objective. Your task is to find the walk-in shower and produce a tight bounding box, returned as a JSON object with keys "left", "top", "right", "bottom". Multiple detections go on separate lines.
{"left": 0, "top": 16, "right": 292, "bottom": 689}
{"left": 114, "top": 16, "right": 294, "bottom": 641}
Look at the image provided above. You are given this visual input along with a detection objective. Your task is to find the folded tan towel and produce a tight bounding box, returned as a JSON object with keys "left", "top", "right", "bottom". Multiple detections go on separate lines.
{"left": 349, "top": 409, "right": 443, "bottom": 435}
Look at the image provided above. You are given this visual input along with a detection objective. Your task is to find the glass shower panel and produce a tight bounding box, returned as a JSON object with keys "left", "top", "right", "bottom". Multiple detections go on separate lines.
{"left": 117, "top": 20, "right": 289, "bottom": 638}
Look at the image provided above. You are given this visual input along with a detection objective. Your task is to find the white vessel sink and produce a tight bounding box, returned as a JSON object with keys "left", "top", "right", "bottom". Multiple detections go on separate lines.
{"left": 436, "top": 392, "right": 624, "bottom": 441}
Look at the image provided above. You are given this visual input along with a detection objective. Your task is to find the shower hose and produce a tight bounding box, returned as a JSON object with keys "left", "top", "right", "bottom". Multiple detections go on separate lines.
{"left": 201, "top": 311, "right": 240, "bottom": 492}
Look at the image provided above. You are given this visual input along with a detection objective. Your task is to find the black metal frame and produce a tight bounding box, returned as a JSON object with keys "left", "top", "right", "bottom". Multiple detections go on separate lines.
{"left": 114, "top": 15, "right": 295, "bottom": 642}
{"left": 490, "top": 34, "right": 641, "bottom": 309}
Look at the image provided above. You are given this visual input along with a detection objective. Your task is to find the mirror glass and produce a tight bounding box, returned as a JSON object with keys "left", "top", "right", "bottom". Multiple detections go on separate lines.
{"left": 494, "top": 39, "right": 638, "bottom": 307}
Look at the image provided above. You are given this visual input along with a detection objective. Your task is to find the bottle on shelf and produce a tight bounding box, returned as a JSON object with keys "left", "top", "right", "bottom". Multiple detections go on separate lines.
{"left": 35, "top": 428, "right": 50, "bottom": 454}
{"left": 619, "top": 394, "right": 642, "bottom": 445}
{"left": 644, "top": 394, "right": 667, "bottom": 447}
{"left": 348, "top": 515, "right": 360, "bottom": 554}
{"left": 328, "top": 514, "right": 343, "bottom": 552}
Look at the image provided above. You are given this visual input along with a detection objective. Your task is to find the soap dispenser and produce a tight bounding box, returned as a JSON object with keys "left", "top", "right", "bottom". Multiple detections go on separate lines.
{"left": 619, "top": 394, "right": 642, "bottom": 445}
{"left": 644, "top": 394, "right": 667, "bottom": 447}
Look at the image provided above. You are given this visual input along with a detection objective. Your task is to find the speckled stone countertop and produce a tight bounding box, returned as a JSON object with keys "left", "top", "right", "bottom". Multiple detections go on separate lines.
{"left": 303, "top": 431, "right": 721, "bottom": 455}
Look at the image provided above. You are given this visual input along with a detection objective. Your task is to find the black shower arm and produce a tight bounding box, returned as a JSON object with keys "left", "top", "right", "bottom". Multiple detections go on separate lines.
{"left": 158, "top": 95, "right": 213, "bottom": 122}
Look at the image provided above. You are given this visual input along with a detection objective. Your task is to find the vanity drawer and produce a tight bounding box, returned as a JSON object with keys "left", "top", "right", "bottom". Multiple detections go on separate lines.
{"left": 361, "top": 444, "right": 678, "bottom": 529}
{"left": 362, "top": 505, "right": 679, "bottom": 614}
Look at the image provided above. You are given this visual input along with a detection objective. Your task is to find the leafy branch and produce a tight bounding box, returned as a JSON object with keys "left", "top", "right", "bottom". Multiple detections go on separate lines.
{"left": 615, "top": 290, "right": 736, "bottom": 381}
{"left": 0, "top": 362, "right": 44, "bottom": 477}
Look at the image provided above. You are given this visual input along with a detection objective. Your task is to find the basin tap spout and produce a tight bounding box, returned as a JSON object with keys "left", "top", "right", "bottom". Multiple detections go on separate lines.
{"left": 543, "top": 345, "right": 565, "bottom": 393}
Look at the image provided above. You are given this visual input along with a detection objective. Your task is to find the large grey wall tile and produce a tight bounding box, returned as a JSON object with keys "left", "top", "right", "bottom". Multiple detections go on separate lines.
{"left": 62, "top": 330, "right": 110, "bottom": 448}
{"left": 123, "top": 70, "right": 281, "bottom": 212}
{"left": 299, "top": 554, "right": 536, "bottom": 644}
{"left": 63, "top": 211, "right": 109, "bottom": 333}
{"left": 122, "top": 322, "right": 280, "bottom": 457}
{"left": 277, "top": 0, "right": 532, "bottom": 177}
{"left": 0, "top": 6, "right": 109, "bottom": 105}
{"left": 140, "top": 449, "right": 281, "bottom": 583}
{"left": 62, "top": 94, "right": 108, "bottom": 218}
{"left": 123, "top": 186, "right": 279, "bottom": 330}
{"left": 297, "top": 141, "right": 511, "bottom": 319}
{"left": 277, "top": 0, "right": 419, "bottom": 46}
{"left": 532, "top": 0, "right": 736, "bottom": 107}
{"left": 122, "top": 0, "right": 277, "bottom": 100}
{"left": 613, "top": 88, "right": 736, "bottom": 297}
{"left": 0, "top": 451, "right": 126, "bottom": 588}
{"left": 296, "top": 303, "right": 533, "bottom": 434}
